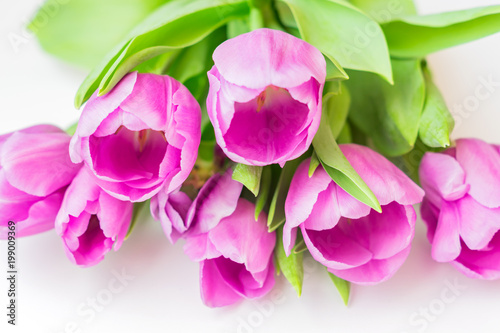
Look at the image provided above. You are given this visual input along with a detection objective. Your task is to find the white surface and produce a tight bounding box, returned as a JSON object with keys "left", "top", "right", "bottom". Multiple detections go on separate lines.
{"left": 2, "top": 1, "right": 500, "bottom": 332}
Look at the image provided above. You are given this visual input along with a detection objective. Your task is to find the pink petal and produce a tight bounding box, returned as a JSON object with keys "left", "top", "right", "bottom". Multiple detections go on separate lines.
{"left": 209, "top": 199, "right": 275, "bottom": 274}
{"left": 419, "top": 152, "right": 469, "bottom": 208}
{"left": 200, "top": 259, "right": 242, "bottom": 307}
{"left": 329, "top": 245, "right": 412, "bottom": 285}
{"left": 431, "top": 201, "right": 462, "bottom": 262}
{"left": 186, "top": 169, "right": 243, "bottom": 235}
{"left": 212, "top": 28, "right": 326, "bottom": 90}
{"left": 1, "top": 131, "right": 81, "bottom": 197}
{"left": 456, "top": 138, "right": 500, "bottom": 208}
{"left": 301, "top": 224, "right": 373, "bottom": 270}
{"left": 455, "top": 195, "right": 500, "bottom": 250}
{"left": 340, "top": 144, "right": 424, "bottom": 206}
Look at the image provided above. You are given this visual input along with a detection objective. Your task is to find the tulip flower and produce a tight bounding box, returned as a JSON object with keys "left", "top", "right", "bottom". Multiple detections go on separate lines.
{"left": 70, "top": 72, "right": 201, "bottom": 202}
{"left": 184, "top": 169, "right": 275, "bottom": 307}
{"left": 207, "top": 28, "right": 326, "bottom": 166}
{"left": 55, "top": 168, "right": 133, "bottom": 267}
{"left": 0, "top": 125, "right": 81, "bottom": 238}
{"left": 420, "top": 138, "right": 500, "bottom": 279}
{"left": 150, "top": 188, "right": 191, "bottom": 243}
{"left": 284, "top": 144, "right": 424, "bottom": 285}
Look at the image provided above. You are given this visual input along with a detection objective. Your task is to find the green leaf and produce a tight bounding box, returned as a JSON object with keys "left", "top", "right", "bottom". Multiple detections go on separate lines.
{"left": 345, "top": 59, "right": 426, "bottom": 156}
{"left": 65, "top": 122, "right": 78, "bottom": 136}
{"left": 125, "top": 200, "right": 149, "bottom": 240}
{"left": 324, "top": 83, "right": 351, "bottom": 139}
{"left": 313, "top": 106, "right": 381, "bottom": 212}
{"left": 348, "top": 0, "right": 416, "bottom": 22}
{"left": 279, "top": 0, "right": 392, "bottom": 82}
{"left": 275, "top": 227, "right": 304, "bottom": 296}
{"left": 255, "top": 166, "right": 272, "bottom": 220}
{"left": 418, "top": 65, "right": 454, "bottom": 148}
{"left": 268, "top": 156, "right": 307, "bottom": 231}
{"left": 336, "top": 122, "right": 353, "bottom": 144}
{"left": 75, "top": 0, "right": 250, "bottom": 108}
{"left": 327, "top": 271, "right": 351, "bottom": 306}
{"left": 233, "top": 164, "right": 263, "bottom": 196}
{"left": 382, "top": 5, "right": 500, "bottom": 58}
{"left": 198, "top": 123, "right": 217, "bottom": 162}
{"left": 308, "top": 151, "right": 321, "bottom": 177}
{"left": 29, "top": 0, "right": 168, "bottom": 68}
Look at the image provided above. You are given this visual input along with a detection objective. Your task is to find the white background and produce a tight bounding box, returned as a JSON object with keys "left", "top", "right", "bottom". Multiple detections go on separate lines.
{"left": 2, "top": 1, "right": 500, "bottom": 332}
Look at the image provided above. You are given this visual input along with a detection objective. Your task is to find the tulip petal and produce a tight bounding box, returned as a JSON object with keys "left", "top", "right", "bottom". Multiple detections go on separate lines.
{"left": 453, "top": 233, "right": 500, "bottom": 280}
{"left": 301, "top": 224, "right": 373, "bottom": 270}
{"left": 431, "top": 201, "right": 462, "bottom": 262}
{"left": 329, "top": 245, "right": 412, "bottom": 285}
{"left": 209, "top": 199, "right": 275, "bottom": 274}
{"left": 337, "top": 203, "right": 415, "bottom": 260}
{"left": 456, "top": 138, "right": 500, "bottom": 208}
{"left": 1, "top": 131, "right": 80, "bottom": 197}
{"left": 455, "top": 195, "right": 500, "bottom": 250}
{"left": 200, "top": 259, "right": 242, "bottom": 307}
{"left": 212, "top": 28, "right": 326, "bottom": 90}
{"left": 340, "top": 144, "right": 424, "bottom": 206}
{"left": 419, "top": 152, "right": 470, "bottom": 207}
{"left": 186, "top": 169, "right": 243, "bottom": 235}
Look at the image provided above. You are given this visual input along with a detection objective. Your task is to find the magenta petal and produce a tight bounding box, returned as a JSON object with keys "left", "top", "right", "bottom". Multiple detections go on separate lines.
{"left": 455, "top": 195, "right": 500, "bottom": 250}
{"left": 302, "top": 224, "right": 373, "bottom": 270}
{"left": 1, "top": 131, "right": 81, "bottom": 197}
{"left": 213, "top": 28, "right": 326, "bottom": 90}
{"left": 420, "top": 198, "right": 439, "bottom": 244}
{"left": 431, "top": 201, "right": 462, "bottom": 262}
{"left": 200, "top": 259, "right": 242, "bottom": 307}
{"left": 340, "top": 144, "right": 424, "bottom": 206}
{"left": 186, "top": 169, "right": 243, "bottom": 235}
{"left": 184, "top": 233, "right": 221, "bottom": 262}
{"left": 456, "top": 138, "right": 500, "bottom": 208}
{"left": 283, "top": 159, "right": 331, "bottom": 255}
{"left": 329, "top": 245, "right": 412, "bottom": 285}
{"left": 419, "top": 152, "right": 470, "bottom": 207}
{"left": 337, "top": 203, "right": 415, "bottom": 260}
{"left": 208, "top": 199, "right": 275, "bottom": 274}
{"left": 453, "top": 233, "right": 500, "bottom": 280}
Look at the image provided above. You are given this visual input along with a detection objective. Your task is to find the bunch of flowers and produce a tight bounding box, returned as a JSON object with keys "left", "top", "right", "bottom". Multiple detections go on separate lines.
{"left": 3, "top": 0, "right": 500, "bottom": 307}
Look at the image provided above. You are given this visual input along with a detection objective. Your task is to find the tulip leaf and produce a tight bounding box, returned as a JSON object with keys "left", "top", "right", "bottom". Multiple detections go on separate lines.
{"left": 65, "top": 122, "right": 78, "bottom": 136}
{"left": 125, "top": 200, "right": 149, "bottom": 240}
{"left": 324, "top": 82, "right": 351, "bottom": 139}
{"left": 382, "top": 5, "right": 500, "bottom": 58}
{"left": 28, "top": 0, "right": 168, "bottom": 69}
{"left": 268, "top": 155, "right": 307, "bottom": 232}
{"left": 292, "top": 230, "right": 307, "bottom": 254}
{"left": 309, "top": 151, "right": 321, "bottom": 177}
{"left": 198, "top": 123, "right": 217, "bottom": 162}
{"left": 275, "top": 226, "right": 304, "bottom": 297}
{"left": 348, "top": 0, "right": 416, "bottom": 22}
{"left": 313, "top": 108, "right": 381, "bottom": 212}
{"left": 327, "top": 271, "right": 351, "bottom": 306}
{"left": 280, "top": 0, "right": 392, "bottom": 83}
{"left": 255, "top": 166, "right": 272, "bottom": 220}
{"left": 418, "top": 65, "right": 454, "bottom": 148}
{"left": 345, "top": 59, "right": 426, "bottom": 156}
{"left": 75, "top": 0, "right": 250, "bottom": 108}
{"left": 233, "top": 164, "right": 263, "bottom": 196}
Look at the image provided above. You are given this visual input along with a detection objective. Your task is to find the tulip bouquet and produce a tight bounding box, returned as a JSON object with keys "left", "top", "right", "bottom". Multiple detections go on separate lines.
{"left": 3, "top": 0, "right": 500, "bottom": 309}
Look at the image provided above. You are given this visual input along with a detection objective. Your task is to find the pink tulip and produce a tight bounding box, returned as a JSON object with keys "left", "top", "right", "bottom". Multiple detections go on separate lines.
{"left": 207, "top": 28, "right": 326, "bottom": 166}
{"left": 184, "top": 170, "right": 275, "bottom": 307}
{"left": 0, "top": 125, "right": 81, "bottom": 238}
{"left": 420, "top": 138, "right": 500, "bottom": 279}
{"left": 150, "top": 188, "right": 191, "bottom": 243}
{"left": 55, "top": 168, "right": 133, "bottom": 267}
{"left": 70, "top": 72, "right": 201, "bottom": 202}
{"left": 284, "top": 144, "right": 424, "bottom": 285}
